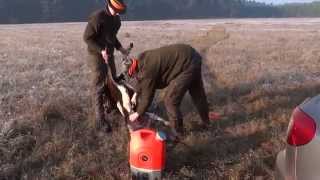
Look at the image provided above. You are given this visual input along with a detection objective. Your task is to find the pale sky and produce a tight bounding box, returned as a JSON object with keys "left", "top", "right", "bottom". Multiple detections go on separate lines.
{"left": 255, "top": 0, "right": 318, "bottom": 4}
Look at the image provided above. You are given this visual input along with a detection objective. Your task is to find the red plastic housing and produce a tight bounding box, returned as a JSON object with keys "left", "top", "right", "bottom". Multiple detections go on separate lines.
{"left": 287, "top": 107, "right": 316, "bottom": 146}
{"left": 129, "top": 129, "right": 166, "bottom": 171}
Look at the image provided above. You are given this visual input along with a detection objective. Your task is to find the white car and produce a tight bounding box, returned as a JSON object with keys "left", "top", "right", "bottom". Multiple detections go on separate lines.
{"left": 275, "top": 95, "right": 320, "bottom": 180}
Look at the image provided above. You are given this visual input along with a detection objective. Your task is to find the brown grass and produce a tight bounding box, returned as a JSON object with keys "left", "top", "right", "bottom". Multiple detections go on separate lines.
{"left": 1, "top": 18, "right": 320, "bottom": 179}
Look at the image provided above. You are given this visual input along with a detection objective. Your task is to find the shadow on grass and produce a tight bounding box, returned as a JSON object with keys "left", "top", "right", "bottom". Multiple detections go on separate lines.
{"left": 165, "top": 126, "right": 272, "bottom": 179}
{"left": 209, "top": 83, "right": 320, "bottom": 131}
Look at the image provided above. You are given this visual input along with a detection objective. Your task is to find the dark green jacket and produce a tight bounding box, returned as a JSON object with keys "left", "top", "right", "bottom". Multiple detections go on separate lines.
{"left": 83, "top": 9, "right": 122, "bottom": 54}
{"left": 136, "top": 44, "right": 197, "bottom": 115}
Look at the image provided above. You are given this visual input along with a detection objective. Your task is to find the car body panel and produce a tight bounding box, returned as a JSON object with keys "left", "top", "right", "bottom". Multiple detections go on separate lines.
{"left": 275, "top": 95, "right": 320, "bottom": 180}
{"left": 301, "top": 95, "right": 320, "bottom": 122}
{"left": 275, "top": 150, "right": 286, "bottom": 180}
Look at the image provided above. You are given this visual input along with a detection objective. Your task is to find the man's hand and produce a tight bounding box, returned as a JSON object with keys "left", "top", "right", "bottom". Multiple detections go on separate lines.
{"left": 129, "top": 112, "right": 140, "bottom": 122}
{"left": 119, "top": 47, "right": 129, "bottom": 56}
{"left": 101, "top": 49, "right": 108, "bottom": 63}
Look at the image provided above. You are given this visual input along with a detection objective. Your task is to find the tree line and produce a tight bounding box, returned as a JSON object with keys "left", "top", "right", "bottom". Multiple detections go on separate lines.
{"left": 0, "top": 0, "right": 319, "bottom": 24}
{"left": 279, "top": 1, "right": 320, "bottom": 17}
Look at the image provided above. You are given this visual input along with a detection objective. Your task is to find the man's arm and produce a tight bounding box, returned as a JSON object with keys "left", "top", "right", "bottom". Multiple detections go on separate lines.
{"left": 113, "top": 16, "right": 126, "bottom": 54}
{"left": 136, "top": 78, "right": 156, "bottom": 115}
{"left": 114, "top": 35, "right": 122, "bottom": 51}
{"left": 83, "top": 19, "right": 103, "bottom": 54}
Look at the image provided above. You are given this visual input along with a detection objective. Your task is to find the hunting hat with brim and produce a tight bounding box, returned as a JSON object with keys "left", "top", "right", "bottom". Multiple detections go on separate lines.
{"left": 107, "top": 0, "right": 126, "bottom": 14}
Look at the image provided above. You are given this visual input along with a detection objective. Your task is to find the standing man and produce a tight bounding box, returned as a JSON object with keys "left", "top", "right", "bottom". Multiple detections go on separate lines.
{"left": 83, "top": 0, "right": 128, "bottom": 132}
{"left": 126, "top": 44, "right": 215, "bottom": 137}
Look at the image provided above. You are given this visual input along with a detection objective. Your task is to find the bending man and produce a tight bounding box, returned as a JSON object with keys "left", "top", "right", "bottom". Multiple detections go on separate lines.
{"left": 126, "top": 44, "right": 212, "bottom": 136}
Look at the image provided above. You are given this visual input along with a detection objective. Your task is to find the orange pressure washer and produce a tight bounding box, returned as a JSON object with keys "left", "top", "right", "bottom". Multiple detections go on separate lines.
{"left": 129, "top": 128, "right": 166, "bottom": 180}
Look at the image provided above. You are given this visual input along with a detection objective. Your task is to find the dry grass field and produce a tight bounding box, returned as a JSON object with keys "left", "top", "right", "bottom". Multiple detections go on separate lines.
{"left": 1, "top": 18, "right": 320, "bottom": 179}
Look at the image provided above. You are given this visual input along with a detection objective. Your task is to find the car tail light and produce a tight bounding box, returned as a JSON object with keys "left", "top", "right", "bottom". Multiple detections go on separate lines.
{"left": 287, "top": 107, "right": 316, "bottom": 146}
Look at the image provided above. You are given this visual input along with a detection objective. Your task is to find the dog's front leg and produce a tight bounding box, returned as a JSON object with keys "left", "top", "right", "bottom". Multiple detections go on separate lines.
{"left": 131, "top": 93, "right": 137, "bottom": 108}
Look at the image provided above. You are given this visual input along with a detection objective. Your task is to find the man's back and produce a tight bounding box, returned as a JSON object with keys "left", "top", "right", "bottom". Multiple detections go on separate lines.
{"left": 139, "top": 44, "right": 196, "bottom": 88}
